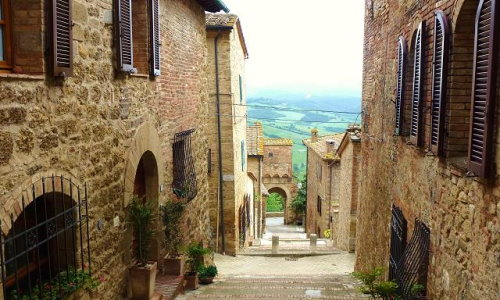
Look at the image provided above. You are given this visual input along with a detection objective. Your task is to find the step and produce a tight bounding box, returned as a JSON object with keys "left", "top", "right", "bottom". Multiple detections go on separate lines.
{"left": 155, "top": 274, "right": 184, "bottom": 300}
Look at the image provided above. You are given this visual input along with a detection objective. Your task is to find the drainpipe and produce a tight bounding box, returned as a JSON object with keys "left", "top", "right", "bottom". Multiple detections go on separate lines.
{"left": 214, "top": 31, "right": 226, "bottom": 254}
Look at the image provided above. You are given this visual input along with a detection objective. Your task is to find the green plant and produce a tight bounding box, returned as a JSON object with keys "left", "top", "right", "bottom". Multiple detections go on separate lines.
{"left": 128, "top": 197, "right": 155, "bottom": 266}
{"left": 9, "top": 269, "right": 101, "bottom": 300}
{"left": 291, "top": 177, "right": 306, "bottom": 215}
{"left": 198, "top": 265, "right": 218, "bottom": 279}
{"left": 352, "top": 267, "right": 398, "bottom": 299}
{"left": 266, "top": 193, "right": 284, "bottom": 212}
{"left": 184, "top": 243, "right": 212, "bottom": 274}
{"left": 160, "top": 201, "right": 185, "bottom": 256}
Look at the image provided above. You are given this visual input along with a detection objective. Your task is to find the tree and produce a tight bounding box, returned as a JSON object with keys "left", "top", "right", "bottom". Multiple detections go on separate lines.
{"left": 291, "top": 176, "right": 306, "bottom": 215}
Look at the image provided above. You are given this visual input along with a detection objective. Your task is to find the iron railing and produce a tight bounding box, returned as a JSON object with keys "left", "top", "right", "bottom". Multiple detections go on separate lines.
{"left": 172, "top": 129, "right": 198, "bottom": 201}
{"left": 0, "top": 175, "right": 91, "bottom": 300}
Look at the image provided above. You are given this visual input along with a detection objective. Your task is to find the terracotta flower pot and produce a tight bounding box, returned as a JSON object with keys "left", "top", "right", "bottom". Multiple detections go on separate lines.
{"left": 199, "top": 276, "right": 214, "bottom": 284}
{"left": 185, "top": 273, "right": 199, "bottom": 290}
{"left": 163, "top": 255, "right": 184, "bottom": 276}
{"left": 129, "top": 262, "right": 157, "bottom": 300}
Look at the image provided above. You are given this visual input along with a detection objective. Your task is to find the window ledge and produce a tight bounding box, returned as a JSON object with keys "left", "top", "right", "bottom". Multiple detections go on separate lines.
{"left": 0, "top": 73, "right": 45, "bottom": 80}
{"left": 447, "top": 156, "right": 468, "bottom": 176}
{"left": 129, "top": 73, "right": 149, "bottom": 78}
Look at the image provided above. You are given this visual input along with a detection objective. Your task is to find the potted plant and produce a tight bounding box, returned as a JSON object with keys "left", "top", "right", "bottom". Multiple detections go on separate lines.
{"left": 160, "top": 200, "right": 185, "bottom": 275}
{"left": 198, "top": 265, "right": 218, "bottom": 284}
{"left": 128, "top": 197, "right": 157, "bottom": 300}
{"left": 184, "top": 243, "right": 212, "bottom": 290}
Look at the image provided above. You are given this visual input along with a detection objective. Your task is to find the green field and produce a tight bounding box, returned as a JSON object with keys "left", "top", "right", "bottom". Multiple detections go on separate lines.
{"left": 248, "top": 97, "right": 360, "bottom": 178}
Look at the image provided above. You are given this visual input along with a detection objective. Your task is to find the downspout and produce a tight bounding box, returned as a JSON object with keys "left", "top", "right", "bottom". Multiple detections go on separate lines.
{"left": 214, "top": 31, "right": 226, "bottom": 254}
{"left": 305, "top": 145, "right": 309, "bottom": 234}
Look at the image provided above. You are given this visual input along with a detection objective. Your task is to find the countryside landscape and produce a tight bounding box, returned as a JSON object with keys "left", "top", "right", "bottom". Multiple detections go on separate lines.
{"left": 247, "top": 89, "right": 361, "bottom": 177}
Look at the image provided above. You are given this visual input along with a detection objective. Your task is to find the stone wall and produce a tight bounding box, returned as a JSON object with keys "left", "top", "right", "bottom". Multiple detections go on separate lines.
{"left": 206, "top": 20, "right": 249, "bottom": 255}
{"left": 304, "top": 149, "right": 330, "bottom": 237}
{"left": 0, "top": 0, "right": 213, "bottom": 298}
{"left": 358, "top": 0, "right": 498, "bottom": 298}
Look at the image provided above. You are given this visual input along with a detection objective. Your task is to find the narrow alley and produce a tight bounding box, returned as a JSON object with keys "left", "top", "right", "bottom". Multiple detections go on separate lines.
{"left": 178, "top": 218, "right": 365, "bottom": 299}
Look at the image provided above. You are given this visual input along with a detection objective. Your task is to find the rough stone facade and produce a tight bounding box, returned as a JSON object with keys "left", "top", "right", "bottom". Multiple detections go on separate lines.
{"left": 206, "top": 13, "right": 252, "bottom": 255}
{"left": 262, "top": 138, "right": 296, "bottom": 224}
{"left": 0, "top": 0, "right": 221, "bottom": 298}
{"left": 358, "top": 0, "right": 498, "bottom": 298}
{"left": 303, "top": 130, "right": 344, "bottom": 238}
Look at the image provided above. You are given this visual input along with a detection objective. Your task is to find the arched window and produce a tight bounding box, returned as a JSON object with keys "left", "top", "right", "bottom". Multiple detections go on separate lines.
{"left": 467, "top": 0, "right": 500, "bottom": 177}
{"left": 395, "top": 37, "right": 407, "bottom": 135}
{"left": 410, "top": 21, "right": 425, "bottom": 146}
{"left": 430, "top": 11, "right": 450, "bottom": 156}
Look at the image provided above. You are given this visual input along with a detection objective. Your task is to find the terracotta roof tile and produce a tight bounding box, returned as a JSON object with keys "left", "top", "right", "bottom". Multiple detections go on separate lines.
{"left": 264, "top": 138, "right": 293, "bottom": 146}
{"left": 247, "top": 122, "right": 264, "bottom": 156}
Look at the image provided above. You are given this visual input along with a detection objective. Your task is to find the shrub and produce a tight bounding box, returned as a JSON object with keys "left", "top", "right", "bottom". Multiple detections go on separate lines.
{"left": 198, "top": 265, "right": 218, "bottom": 278}
{"left": 184, "top": 243, "right": 212, "bottom": 274}
{"left": 266, "top": 193, "right": 284, "bottom": 212}
{"left": 160, "top": 201, "right": 185, "bottom": 256}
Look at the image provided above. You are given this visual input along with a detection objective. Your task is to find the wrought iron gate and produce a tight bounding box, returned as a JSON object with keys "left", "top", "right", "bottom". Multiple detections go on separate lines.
{"left": 389, "top": 205, "right": 407, "bottom": 281}
{"left": 398, "top": 219, "right": 430, "bottom": 299}
{"left": 172, "top": 129, "right": 198, "bottom": 201}
{"left": 0, "top": 175, "right": 91, "bottom": 300}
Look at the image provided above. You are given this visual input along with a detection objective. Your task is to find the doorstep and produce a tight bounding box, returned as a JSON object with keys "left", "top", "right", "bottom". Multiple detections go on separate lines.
{"left": 155, "top": 274, "right": 184, "bottom": 300}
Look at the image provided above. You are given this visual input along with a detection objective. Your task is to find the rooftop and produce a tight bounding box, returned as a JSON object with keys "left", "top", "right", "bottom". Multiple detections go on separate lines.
{"left": 247, "top": 122, "right": 264, "bottom": 156}
{"left": 206, "top": 13, "right": 249, "bottom": 58}
{"left": 264, "top": 138, "right": 294, "bottom": 146}
{"left": 303, "top": 133, "right": 345, "bottom": 160}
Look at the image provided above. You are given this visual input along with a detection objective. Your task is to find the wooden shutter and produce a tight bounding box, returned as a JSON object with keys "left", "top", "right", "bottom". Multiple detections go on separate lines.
{"left": 116, "top": 0, "right": 135, "bottom": 73}
{"left": 395, "top": 37, "right": 406, "bottom": 135}
{"left": 430, "top": 12, "right": 450, "bottom": 155}
{"left": 410, "top": 22, "right": 425, "bottom": 146}
{"left": 468, "top": 0, "right": 499, "bottom": 177}
{"left": 52, "top": 0, "right": 73, "bottom": 77}
{"left": 149, "top": 0, "right": 161, "bottom": 76}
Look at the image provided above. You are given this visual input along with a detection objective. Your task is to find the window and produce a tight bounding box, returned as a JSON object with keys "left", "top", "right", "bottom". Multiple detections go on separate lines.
{"left": 317, "top": 196, "right": 322, "bottom": 215}
{"left": 239, "top": 75, "right": 243, "bottom": 103}
{"left": 241, "top": 140, "right": 246, "bottom": 171}
{"left": 430, "top": 11, "right": 450, "bottom": 156}
{"left": 207, "top": 148, "right": 212, "bottom": 174}
{"left": 52, "top": 0, "right": 74, "bottom": 77}
{"left": 0, "top": 0, "right": 12, "bottom": 71}
{"left": 409, "top": 21, "right": 425, "bottom": 146}
{"left": 395, "top": 37, "right": 407, "bottom": 135}
{"left": 172, "top": 129, "right": 197, "bottom": 200}
{"left": 116, "top": 0, "right": 161, "bottom": 75}
{"left": 268, "top": 152, "right": 273, "bottom": 158}
{"left": 467, "top": 0, "right": 499, "bottom": 178}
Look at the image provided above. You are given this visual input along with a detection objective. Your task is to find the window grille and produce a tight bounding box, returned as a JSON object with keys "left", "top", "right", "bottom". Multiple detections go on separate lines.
{"left": 0, "top": 176, "right": 92, "bottom": 300}
{"left": 389, "top": 205, "right": 407, "bottom": 281}
{"left": 172, "top": 129, "right": 198, "bottom": 201}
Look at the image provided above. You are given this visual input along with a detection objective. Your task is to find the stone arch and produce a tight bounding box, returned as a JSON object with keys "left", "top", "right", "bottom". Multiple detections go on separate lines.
{"left": 1, "top": 169, "right": 82, "bottom": 236}
{"left": 266, "top": 186, "right": 292, "bottom": 224}
{"left": 123, "top": 121, "right": 162, "bottom": 207}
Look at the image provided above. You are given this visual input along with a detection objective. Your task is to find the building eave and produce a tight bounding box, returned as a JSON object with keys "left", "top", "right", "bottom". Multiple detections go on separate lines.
{"left": 197, "top": 0, "right": 229, "bottom": 13}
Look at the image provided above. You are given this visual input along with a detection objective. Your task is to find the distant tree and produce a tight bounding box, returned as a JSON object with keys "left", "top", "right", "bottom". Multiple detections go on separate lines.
{"left": 266, "top": 193, "right": 284, "bottom": 212}
{"left": 291, "top": 177, "right": 307, "bottom": 215}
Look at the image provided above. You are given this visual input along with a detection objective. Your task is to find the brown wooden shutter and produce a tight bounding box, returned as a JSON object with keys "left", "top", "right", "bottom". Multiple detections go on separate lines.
{"left": 116, "top": 0, "right": 135, "bottom": 73}
{"left": 430, "top": 12, "right": 450, "bottom": 155}
{"left": 395, "top": 37, "right": 407, "bottom": 135}
{"left": 410, "top": 22, "right": 425, "bottom": 146}
{"left": 468, "top": 0, "right": 499, "bottom": 177}
{"left": 52, "top": 0, "right": 73, "bottom": 77}
{"left": 149, "top": 0, "right": 161, "bottom": 76}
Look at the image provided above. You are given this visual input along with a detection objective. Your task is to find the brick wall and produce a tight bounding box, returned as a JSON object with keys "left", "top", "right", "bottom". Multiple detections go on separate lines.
{"left": 358, "top": 0, "right": 498, "bottom": 298}
{"left": 132, "top": 0, "right": 150, "bottom": 75}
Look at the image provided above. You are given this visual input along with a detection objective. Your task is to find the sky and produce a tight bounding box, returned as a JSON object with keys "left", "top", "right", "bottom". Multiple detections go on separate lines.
{"left": 221, "top": 0, "right": 365, "bottom": 96}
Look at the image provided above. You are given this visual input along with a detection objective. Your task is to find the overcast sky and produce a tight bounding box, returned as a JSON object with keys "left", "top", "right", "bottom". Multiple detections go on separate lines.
{"left": 222, "top": 0, "right": 365, "bottom": 96}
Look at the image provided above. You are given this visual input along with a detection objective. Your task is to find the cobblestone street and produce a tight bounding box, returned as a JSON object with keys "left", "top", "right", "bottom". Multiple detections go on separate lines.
{"left": 178, "top": 218, "right": 366, "bottom": 299}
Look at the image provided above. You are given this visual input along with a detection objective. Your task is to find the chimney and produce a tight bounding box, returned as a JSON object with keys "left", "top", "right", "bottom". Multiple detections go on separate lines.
{"left": 311, "top": 128, "right": 318, "bottom": 142}
{"left": 326, "top": 139, "right": 336, "bottom": 154}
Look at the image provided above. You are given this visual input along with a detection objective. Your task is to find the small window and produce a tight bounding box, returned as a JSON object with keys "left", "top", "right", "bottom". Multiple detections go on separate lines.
{"left": 241, "top": 140, "right": 246, "bottom": 171}
{"left": 207, "top": 148, "right": 212, "bottom": 174}
{"left": 0, "top": 0, "right": 12, "bottom": 71}
{"left": 317, "top": 196, "right": 322, "bottom": 215}
{"left": 172, "top": 129, "right": 197, "bottom": 201}
{"left": 239, "top": 75, "right": 243, "bottom": 103}
{"left": 268, "top": 152, "right": 273, "bottom": 158}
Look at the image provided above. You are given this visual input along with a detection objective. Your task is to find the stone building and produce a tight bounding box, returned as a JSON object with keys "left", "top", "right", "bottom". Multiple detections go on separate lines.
{"left": 359, "top": 0, "right": 498, "bottom": 298}
{"left": 247, "top": 122, "right": 267, "bottom": 239}
{"left": 0, "top": 0, "right": 228, "bottom": 299}
{"left": 303, "top": 130, "right": 344, "bottom": 238}
{"left": 263, "top": 138, "right": 296, "bottom": 224}
{"left": 335, "top": 126, "right": 362, "bottom": 252}
{"left": 206, "top": 13, "right": 253, "bottom": 255}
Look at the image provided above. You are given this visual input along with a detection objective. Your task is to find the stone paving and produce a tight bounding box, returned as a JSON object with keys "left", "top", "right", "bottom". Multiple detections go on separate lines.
{"left": 178, "top": 218, "right": 366, "bottom": 299}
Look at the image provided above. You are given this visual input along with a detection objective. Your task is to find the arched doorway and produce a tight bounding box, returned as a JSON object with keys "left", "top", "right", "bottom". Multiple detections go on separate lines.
{"left": 131, "top": 151, "right": 159, "bottom": 260}
{"left": 267, "top": 187, "right": 287, "bottom": 225}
